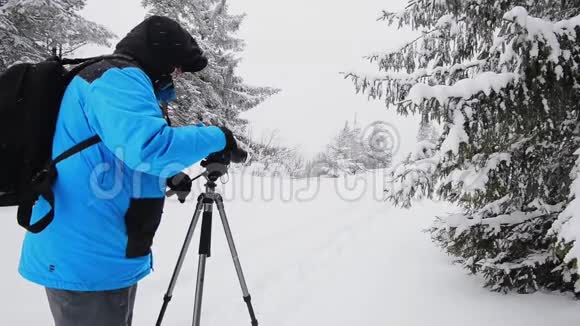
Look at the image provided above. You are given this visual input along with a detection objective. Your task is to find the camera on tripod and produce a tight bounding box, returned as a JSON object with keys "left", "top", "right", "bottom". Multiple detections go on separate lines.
{"left": 158, "top": 141, "right": 258, "bottom": 326}
{"left": 201, "top": 146, "right": 248, "bottom": 167}
{"left": 200, "top": 145, "right": 248, "bottom": 181}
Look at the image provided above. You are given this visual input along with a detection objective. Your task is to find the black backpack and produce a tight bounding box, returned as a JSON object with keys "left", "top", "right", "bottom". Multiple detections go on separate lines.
{"left": 0, "top": 55, "right": 129, "bottom": 233}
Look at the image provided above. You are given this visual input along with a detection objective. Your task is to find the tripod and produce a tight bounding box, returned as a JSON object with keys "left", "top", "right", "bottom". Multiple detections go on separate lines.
{"left": 156, "top": 163, "right": 258, "bottom": 326}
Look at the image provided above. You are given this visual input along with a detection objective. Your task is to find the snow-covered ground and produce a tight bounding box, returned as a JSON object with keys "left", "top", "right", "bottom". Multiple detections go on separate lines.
{"left": 1, "top": 174, "right": 579, "bottom": 325}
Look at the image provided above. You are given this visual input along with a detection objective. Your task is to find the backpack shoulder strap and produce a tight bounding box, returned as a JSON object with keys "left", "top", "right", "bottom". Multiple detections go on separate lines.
{"left": 53, "top": 135, "right": 101, "bottom": 165}
{"left": 17, "top": 135, "right": 102, "bottom": 233}
{"left": 61, "top": 54, "right": 138, "bottom": 83}
{"left": 51, "top": 53, "right": 138, "bottom": 163}
{"left": 59, "top": 54, "right": 135, "bottom": 66}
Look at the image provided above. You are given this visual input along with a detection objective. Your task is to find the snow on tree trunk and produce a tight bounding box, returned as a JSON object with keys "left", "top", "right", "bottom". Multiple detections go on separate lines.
{"left": 346, "top": 1, "right": 580, "bottom": 295}
{"left": 0, "top": 0, "right": 114, "bottom": 70}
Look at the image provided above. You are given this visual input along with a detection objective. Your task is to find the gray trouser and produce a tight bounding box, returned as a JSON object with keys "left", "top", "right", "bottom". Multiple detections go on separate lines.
{"left": 45, "top": 284, "right": 137, "bottom": 326}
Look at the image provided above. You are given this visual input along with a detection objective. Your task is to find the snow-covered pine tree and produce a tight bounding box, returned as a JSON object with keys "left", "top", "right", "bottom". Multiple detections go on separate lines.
{"left": 346, "top": 1, "right": 580, "bottom": 294}
{"left": 327, "top": 121, "right": 366, "bottom": 176}
{"left": 360, "top": 121, "right": 394, "bottom": 170}
{"left": 306, "top": 120, "right": 392, "bottom": 177}
{"left": 416, "top": 120, "right": 439, "bottom": 144}
{"left": 142, "top": 0, "right": 279, "bottom": 143}
{"left": 0, "top": 0, "right": 114, "bottom": 70}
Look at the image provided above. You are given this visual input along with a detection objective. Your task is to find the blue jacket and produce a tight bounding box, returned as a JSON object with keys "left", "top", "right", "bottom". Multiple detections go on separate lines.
{"left": 19, "top": 59, "right": 225, "bottom": 291}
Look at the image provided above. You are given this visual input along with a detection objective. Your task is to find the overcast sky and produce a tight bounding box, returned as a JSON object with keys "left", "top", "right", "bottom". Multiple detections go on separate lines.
{"left": 82, "top": 0, "right": 418, "bottom": 159}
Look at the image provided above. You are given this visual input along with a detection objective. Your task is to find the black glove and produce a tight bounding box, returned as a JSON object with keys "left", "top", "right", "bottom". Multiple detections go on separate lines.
{"left": 166, "top": 172, "right": 192, "bottom": 203}
{"left": 219, "top": 126, "right": 238, "bottom": 152}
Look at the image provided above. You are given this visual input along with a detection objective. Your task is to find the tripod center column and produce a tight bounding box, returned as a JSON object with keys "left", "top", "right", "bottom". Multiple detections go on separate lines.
{"left": 198, "top": 195, "right": 214, "bottom": 257}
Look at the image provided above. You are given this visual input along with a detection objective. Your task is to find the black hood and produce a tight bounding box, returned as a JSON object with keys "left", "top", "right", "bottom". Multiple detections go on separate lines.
{"left": 115, "top": 16, "right": 208, "bottom": 86}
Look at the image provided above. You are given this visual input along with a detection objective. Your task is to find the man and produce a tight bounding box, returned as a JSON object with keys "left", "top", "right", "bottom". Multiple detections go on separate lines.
{"left": 18, "top": 16, "right": 237, "bottom": 326}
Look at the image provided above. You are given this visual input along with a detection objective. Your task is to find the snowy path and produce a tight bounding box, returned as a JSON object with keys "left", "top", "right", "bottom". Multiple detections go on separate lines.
{"left": 1, "top": 175, "right": 579, "bottom": 325}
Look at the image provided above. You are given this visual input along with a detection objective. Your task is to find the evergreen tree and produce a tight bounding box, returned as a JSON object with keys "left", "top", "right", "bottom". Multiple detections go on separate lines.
{"left": 327, "top": 122, "right": 366, "bottom": 175}
{"left": 360, "top": 121, "right": 394, "bottom": 170}
{"left": 347, "top": 1, "right": 580, "bottom": 294}
{"left": 416, "top": 120, "right": 439, "bottom": 144}
{"left": 307, "top": 120, "right": 392, "bottom": 178}
{"left": 142, "top": 0, "right": 279, "bottom": 143}
{"left": 0, "top": 0, "right": 114, "bottom": 70}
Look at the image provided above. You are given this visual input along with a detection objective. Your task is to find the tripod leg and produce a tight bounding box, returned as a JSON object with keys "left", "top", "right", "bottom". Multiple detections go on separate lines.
{"left": 193, "top": 198, "right": 214, "bottom": 326}
{"left": 192, "top": 254, "right": 207, "bottom": 326}
{"left": 156, "top": 195, "right": 205, "bottom": 326}
{"left": 215, "top": 197, "right": 259, "bottom": 326}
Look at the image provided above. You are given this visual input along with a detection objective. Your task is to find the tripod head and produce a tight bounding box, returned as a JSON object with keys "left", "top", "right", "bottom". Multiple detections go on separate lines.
{"left": 199, "top": 146, "right": 248, "bottom": 182}
{"left": 200, "top": 162, "right": 228, "bottom": 182}
{"left": 167, "top": 146, "right": 248, "bottom": 200}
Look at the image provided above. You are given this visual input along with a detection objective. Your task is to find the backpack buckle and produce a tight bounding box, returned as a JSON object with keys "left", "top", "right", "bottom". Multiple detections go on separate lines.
{"left": 31, "top": 166, "right": 57, "bottom": 192}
